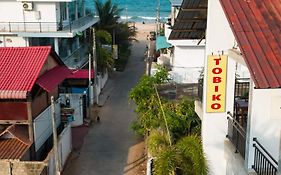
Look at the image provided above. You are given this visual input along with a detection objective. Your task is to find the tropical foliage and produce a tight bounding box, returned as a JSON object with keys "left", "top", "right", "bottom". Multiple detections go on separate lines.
{"left": 95, "top": 29, "right": 114, "bottom": 73}
{"left": 129, "top": 66, "right": 208, "bottom": 175}
{"left": 94, "top": 0, "right": 122, "bottom": 31}
{"left": 93, "top": 0, "right": 137, "bottom": 72}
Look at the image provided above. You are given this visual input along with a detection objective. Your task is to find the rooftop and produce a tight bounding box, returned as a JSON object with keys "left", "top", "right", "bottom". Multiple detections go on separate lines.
{"left": 0, "top": 46, "right": 66, "bottom": 99}
{"left": 169, "top": 0, "right": 208, "bottom": 40}
{"left": 220, "top": 0, "right": 281, "bottom": 88}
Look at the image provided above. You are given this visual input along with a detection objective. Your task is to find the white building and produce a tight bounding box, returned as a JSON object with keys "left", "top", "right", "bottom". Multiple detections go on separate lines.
{"left": 195, "top": 0, "right": 281, "bottom": 174}
{"left": 163, "top": 0, "right": 206, "bottom": 84}
{"left": 0, "top": 0, "right": 97, "bottom": 68}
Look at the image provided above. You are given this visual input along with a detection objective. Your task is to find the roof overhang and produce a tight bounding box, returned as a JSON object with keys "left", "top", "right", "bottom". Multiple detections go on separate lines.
{"left": 68, "top": 69, "right": 94, "bottom": 79}
{"left": 36, "top": 66, "right": 72, "bottom": 92}
{"left": 169, "top": 0, "right": 208, "bottom": 40}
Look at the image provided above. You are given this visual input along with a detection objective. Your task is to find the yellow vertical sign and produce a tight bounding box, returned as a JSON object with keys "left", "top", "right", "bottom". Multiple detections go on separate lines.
{"left": 206, "top": 55, "right": 227, "bottom": 113}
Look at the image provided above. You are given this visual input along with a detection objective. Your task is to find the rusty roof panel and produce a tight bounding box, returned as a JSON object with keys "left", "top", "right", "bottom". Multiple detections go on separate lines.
{"left": 0, "top": 138, "right": 30, "bottom": 159}
{"left": 220, "top": 0, "right": 281, "bottom": 88}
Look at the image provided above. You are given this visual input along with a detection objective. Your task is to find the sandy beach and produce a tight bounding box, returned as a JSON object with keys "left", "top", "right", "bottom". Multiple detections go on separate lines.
{"left": 134, "top": 22, "right": 157, "bottom": 41}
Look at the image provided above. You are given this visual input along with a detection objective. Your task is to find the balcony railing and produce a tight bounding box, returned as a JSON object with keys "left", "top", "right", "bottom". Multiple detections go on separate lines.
{"left": 252, "top": 138, "right": 278, "bottom": 175}
{"left": 226, "top": 111, "right": 246, "bottom": 159}
{"left": 0, "top": 14, "right": 95, "bottom": 33}
{"left": 0, "top": 21, "right": 70, "bottom": 33}
{"left": 62, "top": 44, "right": 90, "bottom": 68}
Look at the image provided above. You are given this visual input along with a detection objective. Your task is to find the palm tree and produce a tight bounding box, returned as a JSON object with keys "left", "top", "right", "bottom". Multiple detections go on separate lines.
{"left": 95, "top": 29, "right": 114, "bottom": 73}
{"left": 148, "top": 130, "right": 208, "bottom": 175}
{"left": 94, "top": 0, "right": 122, "bottom": 31}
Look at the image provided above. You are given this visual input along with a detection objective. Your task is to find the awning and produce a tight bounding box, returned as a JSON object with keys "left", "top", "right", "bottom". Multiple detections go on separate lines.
{"left": 68, "top": 69, "right": 94, "bottom": 79}
{"left": 156, "top": 36, "right": 172, "bottom": 51}
{"left": 36, "top": 66, "right": 72, "bottom": 92}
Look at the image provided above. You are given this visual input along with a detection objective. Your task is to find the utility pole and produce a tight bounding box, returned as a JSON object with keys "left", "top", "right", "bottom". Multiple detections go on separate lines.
{"left": 92, "top": 28, "right": 98, "bottom": 105}
{"left": 88, "top": 53, "right": 92, "bottom": 119}
{"left": 51, "top": 96, "right": 60, "bottom": 175}
{"left": 156, "top": 0, "right": 160, "bottom": 36}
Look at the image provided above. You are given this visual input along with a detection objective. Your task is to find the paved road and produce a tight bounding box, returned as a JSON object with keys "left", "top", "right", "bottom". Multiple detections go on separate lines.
{"left": 63, "top": 35, "right": 147, "bottom": 175}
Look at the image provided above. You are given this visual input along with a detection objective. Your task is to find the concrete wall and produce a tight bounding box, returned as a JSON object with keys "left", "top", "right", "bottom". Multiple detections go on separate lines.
{"left": 247, "top": 88, "right": 281, "bottom": 169}
{"left": 0, "top": 36, "right": 28, "bottom": 47}
{"left": 45, "top": 124, "right": 72, "bottom": 175}
{"left": 201, "top": 0, "right": 236, "bottom": 174}
{"left": 0, "top": 1, "right": 57, "bottom": 22}
{"left": 0, "top": 160, "right": 46, "bottom": 175}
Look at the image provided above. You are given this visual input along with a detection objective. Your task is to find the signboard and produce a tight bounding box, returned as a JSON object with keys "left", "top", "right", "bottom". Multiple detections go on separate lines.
{"left": 206, "top": 55, "right": 227, "bottom": 113}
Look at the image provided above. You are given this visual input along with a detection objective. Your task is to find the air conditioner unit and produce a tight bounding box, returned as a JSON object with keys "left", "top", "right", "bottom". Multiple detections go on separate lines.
{"left": 22, "top": 2, "right": 33, "bottom": 11}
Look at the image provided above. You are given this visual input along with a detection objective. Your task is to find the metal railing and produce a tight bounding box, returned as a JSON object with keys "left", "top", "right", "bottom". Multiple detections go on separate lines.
{"left": 235, "top": 78, "right": 250, "bottom": 99}
{"left": 226, "top": 111, "right": 246, "bottom": 159}
{"left": 62, "top": 44, "right": 90, "bottom": 68}
{"left": 0, "top": 21, "right": 69, "bottom": 33}
{"left": 0, "top": 14, "right": 95, "bottom": 33}
{"left": 252, "top": 138, "right": 278, "bottom": 175}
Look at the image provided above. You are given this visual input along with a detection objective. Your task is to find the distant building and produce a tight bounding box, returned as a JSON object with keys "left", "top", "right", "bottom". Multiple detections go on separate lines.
{"left": 0, "top": 46, "right": 73, "bottom": 174}
{"left": 0, "top": 0, "right": 97, "bottom": 68}
{"left": 160, "top": 0, "right": 207, "bottom": 84}
{"left": 0, "top": 46, "right": 72, "bottom": 158}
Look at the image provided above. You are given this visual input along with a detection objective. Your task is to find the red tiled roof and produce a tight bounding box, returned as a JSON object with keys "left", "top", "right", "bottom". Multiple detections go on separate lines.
{"left": 0, "top": 47, "right": 52, "bottom": 98}
{"left": 68, "top": 69, "right": 94, "bottom": 79}
{"left": 220, "top": 0, "right": 281, "bottom": 88}
{"left": 36, "top": 66, "right": 72, "bottom": 92}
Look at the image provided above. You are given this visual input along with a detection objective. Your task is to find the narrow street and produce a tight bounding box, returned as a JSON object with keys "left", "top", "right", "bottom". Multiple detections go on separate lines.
{"left": 63, "top": 24, "right": 154, "bottom": 175}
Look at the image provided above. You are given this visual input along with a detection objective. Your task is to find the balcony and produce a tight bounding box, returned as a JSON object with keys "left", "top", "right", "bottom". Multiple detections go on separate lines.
{"left": 62, "top": 44, "right": 90, "bottom": 68}
{"left": 0, "top": 15, "right": 98, "bottom": 38}
{"left": 252, "top": 138, "right": 278, "bottom": 175}
{"left": 226, "top": 78, "right": 249, "bottom": 159}
{"left": 226, "top": 112, "right": 246, "bottom": 159}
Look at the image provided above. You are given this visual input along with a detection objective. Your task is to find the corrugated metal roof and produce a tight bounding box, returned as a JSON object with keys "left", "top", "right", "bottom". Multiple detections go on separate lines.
{"left": 0, "top": 125, "right": 31, "bottom": 160}
{"left": 68, "top": 69, "right": 94, "bottom": 79}
{"left": 169, "top": 0, "right": 208, "bottom": 40}
{"left": 36, "top": 66, "right": 72, "bottom": 92}
{"left": 0, "top": 138, "right": 30, "bottom": 159}
{"left": 220, "top": 0, "right": 281, "bottom": 89}
{"left": 0, "top": 47, "right": 52, "bottom": 98}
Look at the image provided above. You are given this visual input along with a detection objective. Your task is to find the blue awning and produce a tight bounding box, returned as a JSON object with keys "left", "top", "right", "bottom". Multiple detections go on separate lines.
{"left": 156, "top": 36, "right": 172, "bottom": 51}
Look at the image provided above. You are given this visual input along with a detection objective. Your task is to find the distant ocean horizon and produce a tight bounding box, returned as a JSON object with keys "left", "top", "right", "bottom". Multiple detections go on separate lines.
{"left": 85, "top": 0, "right": 171, "bottom": 22}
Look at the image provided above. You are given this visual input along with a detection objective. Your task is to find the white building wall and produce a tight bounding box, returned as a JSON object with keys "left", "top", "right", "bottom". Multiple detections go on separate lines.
{"left": 247, "top": 88, "right": 281, "bottom": 169}
{"left": 0, "top": 1, "right": 57, "bottom": 22}
{"left": 169, "top": 45, "right": 205, "bottom": 83}
{"left": 173, "top": 46, "right": 204, "bottom": 67}
{"left": 0, "top": 1, "right": 24, "bottom": 21}
{"left": 202, "top": 0, "right": 237, "bottom": 174}
{"left": 0, "top": 36, "right": 28, "bottom": 47}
